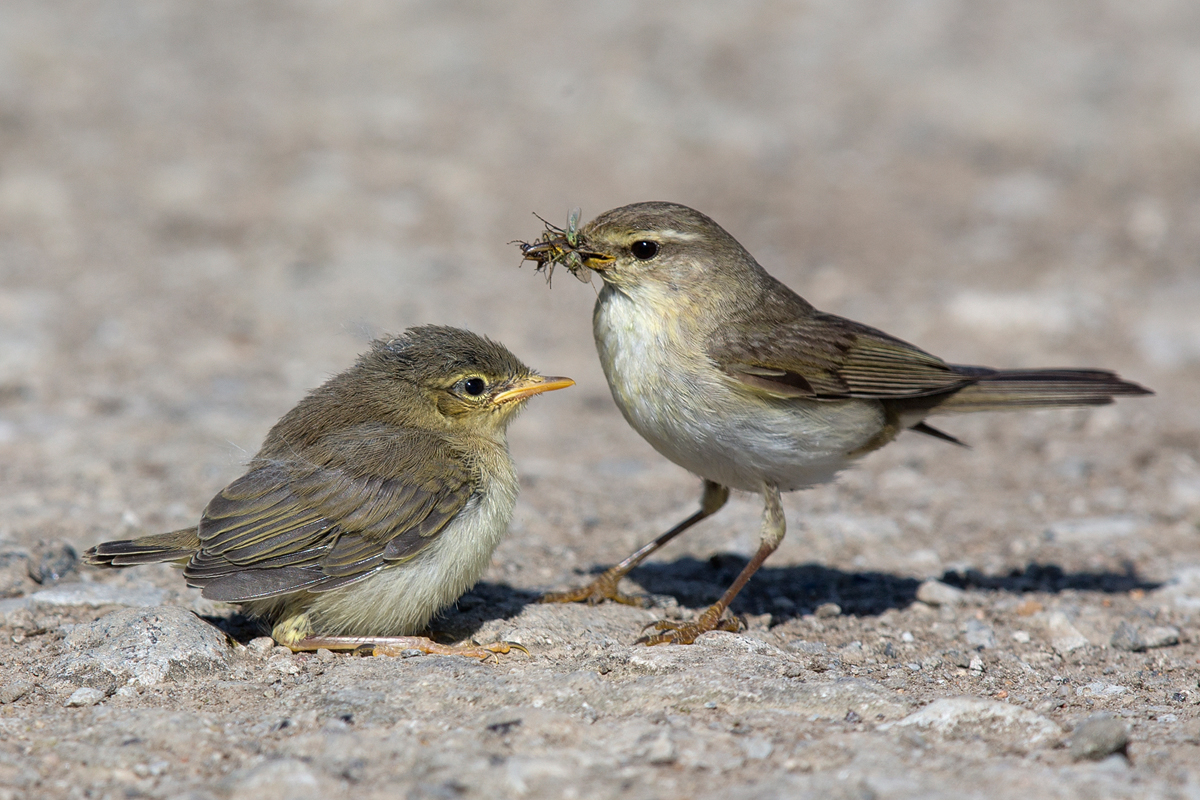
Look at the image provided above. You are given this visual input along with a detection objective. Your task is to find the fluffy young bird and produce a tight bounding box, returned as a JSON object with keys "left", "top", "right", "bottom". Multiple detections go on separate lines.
{"left": 524, "top": 201, "right": 1151, "bottom": 645}
{"left": 86, "top": 326, "right": 573, "bottom": 659}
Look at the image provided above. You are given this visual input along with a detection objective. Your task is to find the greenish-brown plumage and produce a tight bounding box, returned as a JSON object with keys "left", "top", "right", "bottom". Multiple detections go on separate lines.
{"left": 86, "top": 326, "right": 572, "bottom": 658}
{"left": 525, "top": 201, "right": 1151, "bottom": 645}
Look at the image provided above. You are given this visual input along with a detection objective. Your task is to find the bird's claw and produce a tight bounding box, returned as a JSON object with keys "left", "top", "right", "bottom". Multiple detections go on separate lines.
{"left": 467, "top": 641, "right": 529, "bottom": 664}
{"left": 635, "top": 608, "right": 742, "bottom": 646}
{"left": 539, "top": 571, "right": 649, "bottom": 607}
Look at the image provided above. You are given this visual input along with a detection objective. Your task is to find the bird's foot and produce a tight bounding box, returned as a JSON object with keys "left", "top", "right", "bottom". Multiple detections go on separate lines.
{"left": 538, "top": 567, "right": 649, "bottom": 607}
{"left": 636, "top": 605, "right": 742, "bottom": 646}
{"left": 291, "top": 635, "right": 528, "bottom": 664}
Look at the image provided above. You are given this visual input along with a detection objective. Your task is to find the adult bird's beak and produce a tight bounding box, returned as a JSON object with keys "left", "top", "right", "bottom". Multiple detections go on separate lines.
{"left": 493, "top": 375, "right": 575, "bottom": 405}
{"left": 578, "top": 250, "right": 615, "bottom": 271}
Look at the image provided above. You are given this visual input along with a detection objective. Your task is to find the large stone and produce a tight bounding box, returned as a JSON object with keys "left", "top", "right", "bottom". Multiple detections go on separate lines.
{"left": 55, "top": 606, "right": 232, "bottom": 692}
{"left": 1110, "top": 621, "right": 1181, "bottom": 652}
{"left": 883, "top": 697, "right": 1062, "bottom": 753}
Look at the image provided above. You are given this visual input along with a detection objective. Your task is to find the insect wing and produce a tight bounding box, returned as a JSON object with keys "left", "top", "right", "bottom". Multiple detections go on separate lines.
{"left": 566, "top": 207, "right": 582, "bottom": 247}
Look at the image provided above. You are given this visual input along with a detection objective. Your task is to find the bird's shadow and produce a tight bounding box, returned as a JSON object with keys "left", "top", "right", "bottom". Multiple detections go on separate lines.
{"left": 203, "top": 612, "right": 270, "bottom": 644}
{"left": 433, "top": 582, "right": 542, "bottom": 642}
{"left": 624, "top": 555, "right": 1160, "bottom": 624}
{"left": 202, "top": 557, "right": 1160, "bottom": 644}
{"left": 203, "top": 582, "right": 540, "bottom": 646}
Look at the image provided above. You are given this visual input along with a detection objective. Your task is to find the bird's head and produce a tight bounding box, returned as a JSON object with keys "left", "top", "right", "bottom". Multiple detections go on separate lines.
{"left": 520, "top": 202, "right": 762, "bottom": 311}
{"left": 358, "top": 326, "right": 573, "bottom": 437}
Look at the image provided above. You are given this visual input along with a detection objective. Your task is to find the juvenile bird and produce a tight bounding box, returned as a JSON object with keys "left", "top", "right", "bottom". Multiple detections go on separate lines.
{"left": 86, "top": 326, "right": 573, "bottom": 659}
{"left": 522, "top": 202, "right": 1151, "bottom": 645}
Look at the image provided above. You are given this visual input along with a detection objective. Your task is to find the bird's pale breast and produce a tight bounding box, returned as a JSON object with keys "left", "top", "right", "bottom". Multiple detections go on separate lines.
{"left": 302, "top": 449, "right": 519, "bottom": 636}
{"left": 593, "top": 286, "right": 889, "bottom": 493}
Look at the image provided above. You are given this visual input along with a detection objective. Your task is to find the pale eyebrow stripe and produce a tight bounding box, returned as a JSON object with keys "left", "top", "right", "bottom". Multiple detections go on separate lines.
{"left": 634, "top": 229, "right": 702, "bottom": 243}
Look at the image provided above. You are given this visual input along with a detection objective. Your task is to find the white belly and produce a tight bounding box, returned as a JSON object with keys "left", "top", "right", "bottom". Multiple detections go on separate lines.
{"left": 593, "top": 287, "right": 887, "bottom": 493}
{"left": 305, "top": 460, "right": 518, "bottom": 637}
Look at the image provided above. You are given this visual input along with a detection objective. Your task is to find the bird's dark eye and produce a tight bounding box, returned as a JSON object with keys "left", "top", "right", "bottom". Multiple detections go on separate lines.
{"left": 463, "top": 377, "right": 487, "bottom": 396}
{"left": 630, "top": 240, "right": 659, "bottom": 260}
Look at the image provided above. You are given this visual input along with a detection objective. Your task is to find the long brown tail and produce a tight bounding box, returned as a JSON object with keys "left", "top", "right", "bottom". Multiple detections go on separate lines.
{"left": 84, "top": 527, "right": 201, "bottom": 567}
{"left": 932, "top": 367, "right": 1153, "bottom": 414}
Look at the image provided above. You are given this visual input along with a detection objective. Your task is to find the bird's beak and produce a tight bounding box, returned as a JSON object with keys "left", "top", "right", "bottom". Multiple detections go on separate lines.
{"left": 578, "top": 251, "right": 615, "bottom": 271}
{"left": 493, "top": 375, "right": 575, "bottom": 405}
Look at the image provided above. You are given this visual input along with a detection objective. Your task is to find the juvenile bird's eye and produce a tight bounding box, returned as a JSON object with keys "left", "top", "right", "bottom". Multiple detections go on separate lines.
{"left": 630, "top": 240, "right": 659, "bottom": 260}
{"left": 463, "top": 377, "right": 487, "bottom": 396}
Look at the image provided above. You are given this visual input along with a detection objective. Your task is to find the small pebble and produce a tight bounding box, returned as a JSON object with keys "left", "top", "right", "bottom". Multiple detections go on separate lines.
{"left": 29, "top": 542, "right": 78, "bottom": 584}
{"left": 1110, "top": 621, "right": 1143, "bottom": 652}
{"left": 644, "top": 731, "right": 676, "bottom": 765}
{"left": 267, "top": 653, "right": 301, "bottom": 675}
{"left": 840, "top": 641, "right": 867, "bottom": 665}
{"left": 1141, "top": 626, "right": 1182, "bottom": 649}
{"left": 0, "top": 680, "right": 33, "bottom": 704}
{"left": 247, "top": 637, "right": 276, "bottom": 655}
{"left": 1137, "top": 623, "right": 1176, "bottom": 652}
{"left": 944, "top": 649, "right": 972, "bottom": 668}
{"left": 1045, "top": 612, "right": 1090, "bottom": 654}
{"left": 916, "top": 580, "right": 965, "bottom": 607}
{"left": 65, "top": 688, "right": 106, "bottom": 707}
{"left": 779, "top": 663, "right": 807, "bottom": 678}
{"left": 814, "top": 602, "right": 841, "bottom": 619}
{"left": 1069, "top": 715, "right": 1129, "bottom": 761}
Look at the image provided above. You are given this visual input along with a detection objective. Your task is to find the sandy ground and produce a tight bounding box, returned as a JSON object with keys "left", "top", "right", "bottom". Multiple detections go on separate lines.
{"left": 1, "top": 2, "right": 1200, "bottom": 798}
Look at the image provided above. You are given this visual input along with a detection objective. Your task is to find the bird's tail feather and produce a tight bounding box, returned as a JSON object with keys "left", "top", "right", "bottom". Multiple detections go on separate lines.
{"left": 84, "top": 527, "right": 200, "bottom": 567}
{"left": 931, "top": 367, "right": 1152, "bottom": 414}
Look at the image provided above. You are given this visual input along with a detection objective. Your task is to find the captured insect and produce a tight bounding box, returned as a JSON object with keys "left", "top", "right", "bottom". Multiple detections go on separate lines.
{"left": 514, "top": 207, "right": 600, "bottom": 285}
{"left": 565, "top": 206, "right": 581, "bottom": 247}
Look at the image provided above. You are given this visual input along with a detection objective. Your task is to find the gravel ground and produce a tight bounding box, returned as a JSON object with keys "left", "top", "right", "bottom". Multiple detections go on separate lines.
{"left": 2, "top": 2, "right": 1199, "bottom": 798}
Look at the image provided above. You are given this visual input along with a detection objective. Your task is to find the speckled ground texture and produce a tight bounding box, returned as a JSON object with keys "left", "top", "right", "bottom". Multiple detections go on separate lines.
{"left": 2, "top": 2, "right": 1200, "bottom": 799}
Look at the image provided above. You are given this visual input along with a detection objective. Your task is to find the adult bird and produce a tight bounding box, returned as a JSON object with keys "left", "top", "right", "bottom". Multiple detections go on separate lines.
{"left": 522, "top": 202, "right": 1151, "bottom": 644}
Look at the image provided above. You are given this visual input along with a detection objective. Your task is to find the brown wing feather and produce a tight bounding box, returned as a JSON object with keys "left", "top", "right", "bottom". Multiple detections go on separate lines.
{"left": 709, "top": 303, "right": 971, "bottom": 400}
{"left": 184, "top": 425, "right": 475, "bottom": 602}
{"left": 707, "top": 289, "right": 1150, "bottom": 411}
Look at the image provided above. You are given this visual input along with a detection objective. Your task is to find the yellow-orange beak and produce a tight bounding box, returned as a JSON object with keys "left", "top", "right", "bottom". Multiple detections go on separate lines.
{"left": 493, "top": 375, "right": 575, "bottom": 405}
{"left": 579, "top": 252, "right": 615, "bottom": 271}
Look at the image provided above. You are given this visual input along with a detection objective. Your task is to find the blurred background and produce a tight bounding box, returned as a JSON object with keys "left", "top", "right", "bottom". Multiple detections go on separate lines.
{"left": 0, "top": 1, "right": 1197, "bottom": 584}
